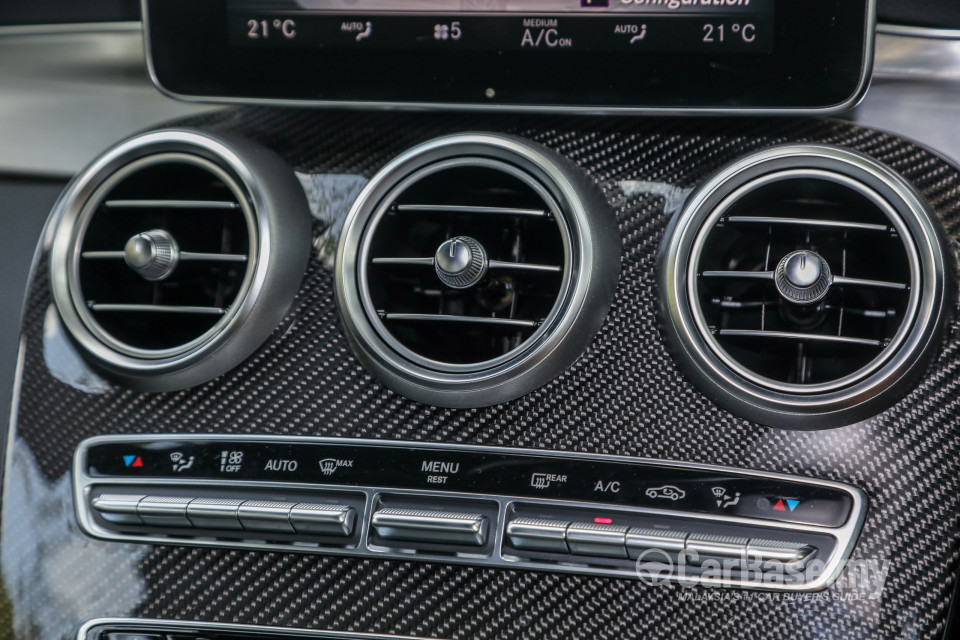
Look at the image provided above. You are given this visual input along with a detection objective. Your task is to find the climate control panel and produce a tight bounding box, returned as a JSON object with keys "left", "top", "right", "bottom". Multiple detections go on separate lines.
{"left": 74, "top": 436, "right": 866, "bottom": 591}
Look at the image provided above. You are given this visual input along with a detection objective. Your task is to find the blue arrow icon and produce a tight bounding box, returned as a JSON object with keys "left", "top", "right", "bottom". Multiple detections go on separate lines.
{"left": 786, "top": 499, "right": 800, "bottom": 512}
{"left": 123, "top": 455, "right": 137, "bottom": 467}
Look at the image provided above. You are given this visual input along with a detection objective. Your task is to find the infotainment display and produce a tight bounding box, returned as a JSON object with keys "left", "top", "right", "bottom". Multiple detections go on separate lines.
{"left": 231, "top": 0, "right": 774, "bottom": 54}
{"left": 144, "top": 0, "right": 875, "bottom": 113}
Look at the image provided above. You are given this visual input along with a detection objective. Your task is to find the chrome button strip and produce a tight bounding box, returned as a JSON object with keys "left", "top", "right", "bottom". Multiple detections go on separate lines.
{"left": 236, "top": 501, "right": 296, "bottom": 533}
{"left": 566, "top": 522, "right": 629, "bottom": 558}
{"left": 747, "top": 539, "right": 817, "bottom": 572}
{"left": 371, "top": 508, "right": 488, "bottom": 546}
{"left": 505, "top": 518, "right": 570, "bottom": 553}
{"left": 73, "top": 435, "right": 868, "bottom": 592}
{"left": 685, "top": 533, "right": 749, "bottom": 562}
{"left": 289, "top": 503, "right": 356, "bottom": 537}
{"left": 186, "top": 498, "right": 244, "bottom": 530}
{"left": 90, "top": 493, "right": 146, "bottom": 525}
{"left": 137, "top": 496, "right": 193, "bottom": 527}
{"left": 625, "top": 528, "right": 688, "bottom": 559}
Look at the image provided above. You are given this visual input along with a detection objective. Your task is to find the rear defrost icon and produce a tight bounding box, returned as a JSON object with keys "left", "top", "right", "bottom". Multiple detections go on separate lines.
{"left": 531, "top": 473, "right": 550, "bottom": 489}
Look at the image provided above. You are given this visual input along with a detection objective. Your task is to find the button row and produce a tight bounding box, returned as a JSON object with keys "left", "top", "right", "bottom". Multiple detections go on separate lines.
{"left": 92, "top": 494, "right": 356, "bottom": 537}
{"left": 506, "top": 518, "right": 814, "bottom": 570}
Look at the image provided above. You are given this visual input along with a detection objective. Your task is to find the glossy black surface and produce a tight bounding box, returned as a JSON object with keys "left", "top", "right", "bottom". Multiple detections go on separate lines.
{"left": 0, "top": 0, "right": 138, "bottom": 26}
{"left": 80, "top": 620, "right": 419, "bottom": 640}
{"left": 146, "top": 0, "right": 871, "bottom": 110}
{"left": 879, "top": 0, "right": 960, "bottom": 29}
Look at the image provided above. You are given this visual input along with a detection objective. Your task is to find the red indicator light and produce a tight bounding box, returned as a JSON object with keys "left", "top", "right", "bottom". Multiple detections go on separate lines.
{"left": 594, "top": 517, "right": 613, "bottom": 524}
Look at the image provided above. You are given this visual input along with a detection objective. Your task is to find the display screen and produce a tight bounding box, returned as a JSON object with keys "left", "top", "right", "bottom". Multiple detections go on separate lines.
{"left": 145, "top": 0, "right": 873, "bottom": 112}
{"left": 229, "top": 0, "right": 774, "bottom": 54}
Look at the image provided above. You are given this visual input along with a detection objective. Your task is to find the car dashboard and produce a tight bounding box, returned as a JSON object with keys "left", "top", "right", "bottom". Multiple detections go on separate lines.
{"left": 0, "top": 2, "right": 958, "bottom": 640}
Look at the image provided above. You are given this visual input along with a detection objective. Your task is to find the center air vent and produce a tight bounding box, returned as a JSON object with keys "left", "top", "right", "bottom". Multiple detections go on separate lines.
{"left": 50, "top": 130, "right": 311, "bottom": 390}
{"left": 363, "top": 159, "right": 568, "bottom": 368}
{"left": 659, "top": 145, "right": 953, "bottom": 429}
{"left": 337, "top": 134, "right": 620, "bottom": 408}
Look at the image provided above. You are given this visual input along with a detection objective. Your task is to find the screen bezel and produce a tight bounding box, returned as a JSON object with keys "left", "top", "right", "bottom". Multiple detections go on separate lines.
{"left": 143, "top": 0, "right": 876, "bottom": 114}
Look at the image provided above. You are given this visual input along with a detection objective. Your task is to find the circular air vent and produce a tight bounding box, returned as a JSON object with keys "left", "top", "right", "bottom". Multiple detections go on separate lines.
{"left": 337, "top": 134, "right": 620, "bottom": 408}
{"left": 659, "top": 145, "right": 953, "bottom": 429}
{"left": 50, "top": 130, "right": 311, "bottom": 390}
{"left": 73, "top": 154, "right": 253, "bottom": 356}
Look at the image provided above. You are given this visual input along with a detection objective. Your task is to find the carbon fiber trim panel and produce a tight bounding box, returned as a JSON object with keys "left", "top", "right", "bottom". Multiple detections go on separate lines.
{"left": 2, "top": 109, "right": 959, "bottom": 640}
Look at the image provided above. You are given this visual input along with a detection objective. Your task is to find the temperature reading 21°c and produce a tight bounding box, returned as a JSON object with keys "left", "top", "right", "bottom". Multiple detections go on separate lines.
{"left": 703, "top": 22, "right": 756, "bottom": 44}
{"left": 247, "top": 18, "right": 296, "bottom": 40}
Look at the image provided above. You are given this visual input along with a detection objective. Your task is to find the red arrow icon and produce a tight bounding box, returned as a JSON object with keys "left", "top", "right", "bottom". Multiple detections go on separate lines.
{"left": 773, "top": 499, "right": 786, "bottom": 511}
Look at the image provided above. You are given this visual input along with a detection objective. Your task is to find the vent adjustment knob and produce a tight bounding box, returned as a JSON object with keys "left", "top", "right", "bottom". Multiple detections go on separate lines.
{"left": 775, "top": 250, "right": 832, "bottom": 305}
{"left": 435, "top": 236, "right": 488, "bottom": 289}
{"left": 124, "top": 229, "right": 180, "bottom": 281}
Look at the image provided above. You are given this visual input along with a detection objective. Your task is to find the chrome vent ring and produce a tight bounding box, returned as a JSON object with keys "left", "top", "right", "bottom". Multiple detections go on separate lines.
{"left": 336, "top": 134, "right": 621, "bottom": 408}
{"left": 358, "top": 156, "right": 572, "bottom": 372}
{"left": 68, "top": 152, "right": 256, "bottom": 359}
{"left": 659, "top": 145, "right": 953, "bottom": 429}
{"left": 49, "top": 129, "right": 312, "bottom": 391}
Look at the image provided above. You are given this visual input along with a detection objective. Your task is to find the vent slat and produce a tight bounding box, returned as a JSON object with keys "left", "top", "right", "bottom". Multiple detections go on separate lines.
{"left": 702, "top": 271, "right": 906, "bottom": 291}
{"left": 396, "top": 204, "right": 550, "bottom": 218}
{"left": 719, "top": 329, "right": 882, "bottom": 347}
{"left": 89, "top": 304, "right": 227, "bottom": 316}
{"left": 702, "top": 270, "right": 774, "bottom": 281}
{"left": 714, "top": 300, "right": 895, "bottom": 318}
{"left": 711, "top": 299, "right": 774, "bottom": 309}
{"left": 81, "top": 251, "right": 128, "bottom": 259}
{"left": 383, "top": 313, "right": 538, "bottom": 329}
{"left": 371, "top": 257, "right": 435, "bottom": 266}
{"left": 832, "top": 276, "right": 907, "bottom": 291}
{"left": 726, "top": 216, "right": 890, "bottom": 233}
{"left": 825, "top": 304, "right": 896, "bottom": 319}
{"left": 372, "top": 257, "right": 561, "bottom": 274}
{"left": 104, "top": 200, "right": 240, "bottom": 210}
{"left": 82, "top": 251, "right": 247, "bottom": 263}
{"left": 488, "top": 260, "right": 563, "bottom": 274}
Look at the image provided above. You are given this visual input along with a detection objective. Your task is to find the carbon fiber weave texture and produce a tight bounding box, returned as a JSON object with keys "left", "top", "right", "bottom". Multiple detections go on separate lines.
{"left": 4, "top": 110, "right": 960, "bottom": 640}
